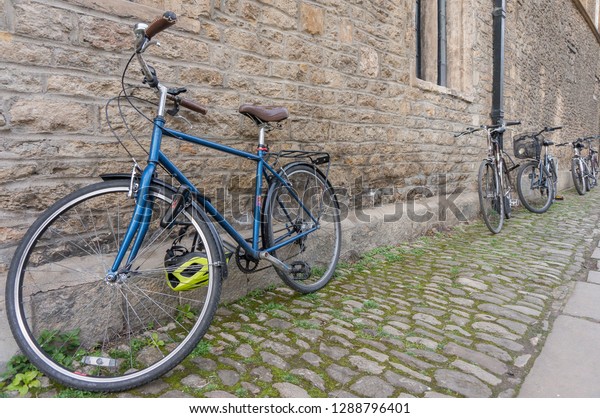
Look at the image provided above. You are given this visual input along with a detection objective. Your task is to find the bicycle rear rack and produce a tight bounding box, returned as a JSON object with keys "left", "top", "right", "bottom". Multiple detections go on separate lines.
{"left": 266, "top": 150, "right": 332, "bottom": 184}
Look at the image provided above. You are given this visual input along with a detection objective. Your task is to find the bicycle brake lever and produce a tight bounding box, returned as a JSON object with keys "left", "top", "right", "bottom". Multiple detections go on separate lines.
{"left": 140, "top": 39, "right": 160, "bottom": 53}
{"left": 172, "top": 114, "right": 193, "bottom": 128}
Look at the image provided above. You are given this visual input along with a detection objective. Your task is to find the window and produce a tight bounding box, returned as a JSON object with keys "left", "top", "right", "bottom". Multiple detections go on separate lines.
{"left": 415, "top": 0, "right": 447, "bottom": 86}
{"left": 415, "top": 0, "right": 473, "bottom": 92}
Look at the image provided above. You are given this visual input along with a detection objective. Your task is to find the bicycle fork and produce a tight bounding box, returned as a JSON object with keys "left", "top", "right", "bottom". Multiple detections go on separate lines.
{"left": 105, "top": 162, "right": 158, "bottom": 283}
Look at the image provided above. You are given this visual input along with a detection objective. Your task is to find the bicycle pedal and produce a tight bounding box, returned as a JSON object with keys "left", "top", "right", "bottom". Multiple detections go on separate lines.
{"left": 510, "top": 199, "right": 519, "bottom": 207}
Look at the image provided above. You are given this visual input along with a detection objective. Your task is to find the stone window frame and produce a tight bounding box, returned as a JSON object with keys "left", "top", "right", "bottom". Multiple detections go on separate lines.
{"left": 573, "top": 0, "right": 600, "bottom": 42}
{"left": 413, "top": 0, "right": 475, "bottom": 101}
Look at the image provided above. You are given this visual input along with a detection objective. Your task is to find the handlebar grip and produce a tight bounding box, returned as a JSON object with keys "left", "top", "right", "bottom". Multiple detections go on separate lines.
{"left": 505, "top": 120, "right": 521, "bottom": 127}
{"left": 546, "top": 126, "right": 563, "bottom": 132}
{"left": 145, "top": 11, "right": 177, "bottom": 39}
{"left": 179, "top": 98, "right": 207, "bottom": 115}
{"left": 167, "top": 95, "right": 208, "bottom": 115}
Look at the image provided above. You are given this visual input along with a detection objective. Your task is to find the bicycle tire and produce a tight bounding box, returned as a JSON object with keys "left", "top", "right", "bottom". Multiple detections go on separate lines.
{"left": 572, "top": 158, "right": 586, "bottom": 195}
{"left": 548, "top": 159, "right": 558, "bottom": 198}
{"left": 584, "top": 161, "right": 592, "bottom": 192}
{"left": 5, "top": 179, "right": 223, "bottom": 392}
{"left": 501, "top": 159, "right": 512, "bottom": 219}
{"left": 591, "top": 155, "right": 598, "bottom": 188}
{"left": 478, "top": 160, "right": 504, "bottom": 234}
{"left": 262, "top": 163, "right": 341, "bottom": 293}
{"left": 516, "top": 161, "right": 553, "bottom": 213}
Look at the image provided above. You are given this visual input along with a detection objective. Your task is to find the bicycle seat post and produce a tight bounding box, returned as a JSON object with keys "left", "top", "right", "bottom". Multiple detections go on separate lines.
{"left": 258, "top": 125, "right": 268, "bottom": 152}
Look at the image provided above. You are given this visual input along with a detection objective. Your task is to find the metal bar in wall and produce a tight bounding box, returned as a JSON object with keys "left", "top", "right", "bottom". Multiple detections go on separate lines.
{"left": 438, "top": 0, "right": 447, "bottom": 86}
{"left": 416, "top": 0, "right": 422, "bottom": 79}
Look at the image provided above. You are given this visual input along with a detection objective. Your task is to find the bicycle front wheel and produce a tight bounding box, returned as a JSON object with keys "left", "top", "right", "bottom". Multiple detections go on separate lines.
{"left": 584, "top": 161, "right": 592, "bottom": 192}
{"left": 6, "top": 179, "right": 222, "bottom": 392}
{"left": 572, "top": 158, "right": 586, "bottom": 195}
{"left": 263, "top": 163, "right": 341, "bottom": 294}
{"left": 591, "top": 155, "right": 598, "bottom": 188}
{"left": 516, "top": 161, "right": 553, "bottom": 213}
{"left": 478, "top": 160, "right": 504, "bottom": 234}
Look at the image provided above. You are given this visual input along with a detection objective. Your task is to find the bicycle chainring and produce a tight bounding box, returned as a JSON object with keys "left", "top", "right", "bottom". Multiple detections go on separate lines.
{"left": 235, "top": 246, "right": 260, "bottom": 273}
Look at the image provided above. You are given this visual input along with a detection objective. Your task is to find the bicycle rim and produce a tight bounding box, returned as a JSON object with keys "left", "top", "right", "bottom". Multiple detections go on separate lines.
{"left": 572, "top": 158, "right": 586, "bottom": 195}
{"left": 6, "top": 180, "right": 222, "bottom": 392}
{"left": 263, "top": 164, "right": 341, "bottom": 293}
{"left": 478, "top": 160, "right": 504, "bottom": 234}
{"left": 549, "top": 160, "right": 558, "bottom": 197}
{"left": 584, "top": 162, "right": 592, "bottom": 192}
{"left": 517, "top": 161, "right": 553, "bottom": 213}
{"left": 501, "top": 160, "right": 513, "bottom": 219}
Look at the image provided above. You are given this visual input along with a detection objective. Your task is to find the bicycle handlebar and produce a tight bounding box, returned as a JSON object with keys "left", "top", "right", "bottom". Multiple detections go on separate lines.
{"left": 545, "top": 126, "right": 563, "bottom": 132}
{"left": 523, "top": 125, "right": 563, "bottom": 138}
{"left": 454, "top": 120, "right": 521, "bottom": 137}
{"left": 133, "top": 11, "right": 208, "bottom": 116}
{"left": 504, "top": 121, "right": 522, "bottom": 127}
{"left": 145, "top": 11, "right": 177, "bottom": 39}
{"left": 557, "top": 137, "right": 589, "bottom": 148}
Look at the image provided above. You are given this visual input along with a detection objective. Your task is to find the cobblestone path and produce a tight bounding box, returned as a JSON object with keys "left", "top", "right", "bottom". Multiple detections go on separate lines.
{"left": 28, "top": 189, "right": 600, "bottom": 398}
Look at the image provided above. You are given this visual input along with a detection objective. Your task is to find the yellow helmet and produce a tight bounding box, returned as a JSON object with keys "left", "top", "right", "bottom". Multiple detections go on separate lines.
{"left": 164, "top": 251, "right": 209, "bottom": 291}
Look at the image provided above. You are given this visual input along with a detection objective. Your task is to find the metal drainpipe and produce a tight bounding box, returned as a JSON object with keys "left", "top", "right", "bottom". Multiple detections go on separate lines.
{"left": 438, "top": 0, "right": 447, "bottom": 87}
{"left": 491, "top": 0, "right": 506, "bottom": 126}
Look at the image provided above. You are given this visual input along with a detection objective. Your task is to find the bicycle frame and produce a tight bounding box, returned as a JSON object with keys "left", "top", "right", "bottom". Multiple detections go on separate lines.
{"left": 486, "top": 131, "right": 507, "bottom": 199}
{"left": 487, "top": 127, "right": 520, "bottom": 211}
{"left": 109, "top": 116, "right": 320, "bottom": 276}
{"left": 528, "top": 145, "right": 553, "bottom": 191}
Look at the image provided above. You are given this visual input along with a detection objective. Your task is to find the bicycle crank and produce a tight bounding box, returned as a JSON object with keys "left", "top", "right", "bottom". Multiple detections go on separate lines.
{"left": 259, "top": 251, "right": 292, "bottom": 275}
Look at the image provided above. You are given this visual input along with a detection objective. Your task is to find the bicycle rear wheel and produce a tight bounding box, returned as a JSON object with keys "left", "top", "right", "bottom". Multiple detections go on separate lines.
{"left": 572, "top": 158, "right": 586, "bottom": 195}
{"left": 501, "top": 160, "right": 513, "bottom": 219}
{"left": 6, "top": 179, "right": 222, "bottom": 392}
{"left": 591, "top": 155, "right": 598, "bottom": 188}
{"left": 478, "top": 160, "right": 504, "bottom": 234}
{"left": 548, "top": 158, "right": 558, "bottom": 197}
{"left": 516, "top": 161, "right": 553, "bottom": 213}
{"left": 584, "top": 161, "right": 592, "bottom": 192}
{"left": 263, "top": 163, "right": 341, "bottom": 293}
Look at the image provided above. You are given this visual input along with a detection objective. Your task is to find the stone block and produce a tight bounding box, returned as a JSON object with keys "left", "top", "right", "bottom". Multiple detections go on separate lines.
{"left": 10, "top": 99, "right": 95, "bottom": 134}
{"left": 300, "top": 3, "right": 325, "bottom": 35}
{"left": 588, "top": 270, "right": 600, "bottom": 285}
{"left": 13, "top": 3, "right": 75, "bottom": 41}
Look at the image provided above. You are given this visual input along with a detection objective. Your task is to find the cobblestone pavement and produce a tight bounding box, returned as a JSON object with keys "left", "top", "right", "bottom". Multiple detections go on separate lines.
{"left": 12, "top": 188, "right": 600, "bottom": 398}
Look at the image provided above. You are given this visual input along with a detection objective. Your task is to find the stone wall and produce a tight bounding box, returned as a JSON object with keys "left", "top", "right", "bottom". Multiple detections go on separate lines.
{"left": 0, "top": 0, "right": 599, "bottom": 276}
{"left": 506, "top": 0, "right": 600, "bottom": 144}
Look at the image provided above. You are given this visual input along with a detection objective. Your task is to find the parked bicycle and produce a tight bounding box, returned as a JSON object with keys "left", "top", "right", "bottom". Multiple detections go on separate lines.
{"left": 556, "top": 135, "right": 598, "bottom": 195}
{"left": 5, "top": 12, "right": 341, "bottom": 392}
{"left": 513, "top": 126, "right": 561, "bottom": 213}
{"left": 455, "top": 120, "right": 521, "bottom": 234}
{"left": 583, "top": 135, "right": 599, "bottom": 190}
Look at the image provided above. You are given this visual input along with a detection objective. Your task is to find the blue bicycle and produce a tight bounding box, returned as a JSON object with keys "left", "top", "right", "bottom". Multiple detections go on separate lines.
{"left": 5, "top": 12, "right": 341, "bottom": 392}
